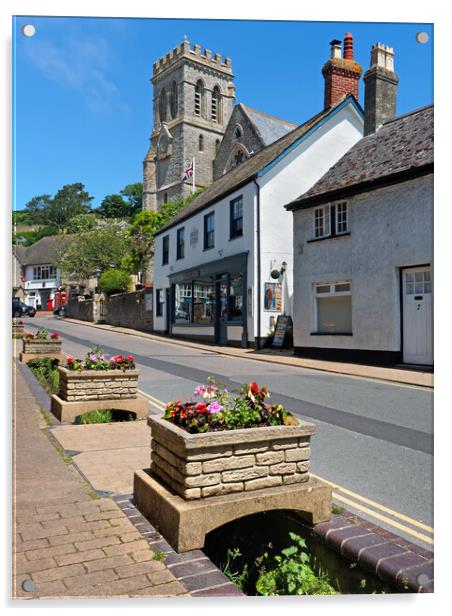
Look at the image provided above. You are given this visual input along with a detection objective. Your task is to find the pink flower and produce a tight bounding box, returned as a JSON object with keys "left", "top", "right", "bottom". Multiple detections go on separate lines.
{"left": 207, "top": 402, "right": 223, "bottom": 414}
{"left": 193, "top": 385, "right": 206, "bottom": 397}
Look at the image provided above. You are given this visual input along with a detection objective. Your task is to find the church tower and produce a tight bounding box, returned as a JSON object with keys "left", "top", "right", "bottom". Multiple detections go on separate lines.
{"left": 143, "top": 39, "right": 236, "bottom": 211}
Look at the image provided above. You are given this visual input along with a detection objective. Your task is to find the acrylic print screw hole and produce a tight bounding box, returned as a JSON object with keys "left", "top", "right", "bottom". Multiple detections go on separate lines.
{"left": 416, "top": 31, "right": 429, "bottom": 44}
{"left": 21, "top": 24, "right": 36, "bottom": 37}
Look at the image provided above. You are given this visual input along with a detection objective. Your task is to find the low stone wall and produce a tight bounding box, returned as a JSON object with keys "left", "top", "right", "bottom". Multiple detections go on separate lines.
{"left": 12, "top": 324, "right": 24, "bottom": 338}
{"left": 104, "top": 289, "right": 153, "bottom": 331}
{"left": 58, "top": 367, "right": 139, "bottom": 402}
{"left": 66, "top": 298, "right": 94, "bottom": 322}
{"left": 149, "top": 415, "right": 314, "bottom": 500}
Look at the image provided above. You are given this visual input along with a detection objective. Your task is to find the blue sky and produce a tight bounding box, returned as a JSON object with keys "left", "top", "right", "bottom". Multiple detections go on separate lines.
{"left": 13, "top": 17, "right": 433, "bottom": 211}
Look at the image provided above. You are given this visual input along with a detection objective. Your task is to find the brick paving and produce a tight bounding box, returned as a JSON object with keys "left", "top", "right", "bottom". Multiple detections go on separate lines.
{"left": 12, "top": 362, "right": 189, "bottom": 599}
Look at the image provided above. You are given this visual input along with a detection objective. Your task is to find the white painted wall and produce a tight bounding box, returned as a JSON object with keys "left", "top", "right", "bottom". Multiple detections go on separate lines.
{"left": 153, "top": 100, "right": 365, "bottom": 345}
{"left": 292, "top": 174, "right": 433, "bottom": 352}
{"left": 256, "top": 102, "right": 363, "bottom": 339}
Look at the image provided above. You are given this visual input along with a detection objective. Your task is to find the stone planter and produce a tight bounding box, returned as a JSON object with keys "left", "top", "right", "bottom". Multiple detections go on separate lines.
{"left": 134, "top": 415, "right": 332, "bottom": 552}
{"left": 12, "top": 324, "right": 25, "bottom": 338}
{"left": 20, "top": 338, "right": 63, "bottom": 362}
{"left": 50, "top": 366, "right": 149, "bottom": 423}
{"left": 149, "top": 415, "right": 314, "bottom": 500}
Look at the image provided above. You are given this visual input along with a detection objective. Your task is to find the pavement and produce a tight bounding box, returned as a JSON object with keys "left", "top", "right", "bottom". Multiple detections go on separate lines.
{"left": 59, "top": 317, "right": 434, "bottom": 389}
{"left": 12, "top": 360, "right": 241, "bottom": 600}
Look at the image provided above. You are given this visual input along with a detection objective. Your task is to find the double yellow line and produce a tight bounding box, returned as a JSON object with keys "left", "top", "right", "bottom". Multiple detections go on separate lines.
{"left": 138, "top": 389, "right": 434, "bottom": 546}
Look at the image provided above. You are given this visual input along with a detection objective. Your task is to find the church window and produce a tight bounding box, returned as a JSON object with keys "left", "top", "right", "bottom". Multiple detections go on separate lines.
{"left": 211, "top": 85, "right": 222, "bottom": 122}
{"left": 233, "top": 149, "right": 245, "bottom": 166}
{"left": 170, "top": 81, "right": 178, "bottom": 118}
{"left": 234, "top": 125, "right": 242, "bottom": 139}
{"left": 159, "top": 88, "right": 167, "bottom": 122}
{"left": 215, "top": 139, "right": 221, "bottom": 154}
{"left": 195, "top": 80, "right": 204, "bottom": 117}
{"left": 199, "top": 134, "right": 204, "bottom": 152}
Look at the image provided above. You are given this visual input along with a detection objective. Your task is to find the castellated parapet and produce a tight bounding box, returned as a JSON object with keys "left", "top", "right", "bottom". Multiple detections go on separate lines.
{"left": 153, "top": 39, "right": 233, "bottom": 79}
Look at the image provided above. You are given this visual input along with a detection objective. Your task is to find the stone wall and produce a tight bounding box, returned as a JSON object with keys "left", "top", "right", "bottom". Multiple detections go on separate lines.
{"left": 58, "top": 367, "right": 139, "bottom": 402}
{"left": 66, "top": 298, "right": 94, "bottom": 322}
{"left": 149, "top": 416, "right": 314, "bottom": 500}
{"left": 104, "top": 289, "right": 153, "bottom": 331}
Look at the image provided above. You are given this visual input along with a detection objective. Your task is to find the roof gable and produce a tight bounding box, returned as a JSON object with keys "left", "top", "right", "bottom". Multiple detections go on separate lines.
{"left": 158, "top": 95, "right": 363, "bottom": 234}
{"left": 286, "top": 104, "right": 433, "bottom": 209}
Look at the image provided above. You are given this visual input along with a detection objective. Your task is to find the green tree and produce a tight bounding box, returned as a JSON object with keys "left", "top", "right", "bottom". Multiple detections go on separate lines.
{"left": 53, "top": 222, "right": 131, "bottom": 280}
{"left": 126, "top": 190, "right": 203, "bottom": 281}
{"left": 98, "top": 194, "right": 131, "bottom": 219}
{"left": 66, "top": 213, "right": 100, "bottom": 233}
{"left": 120, "top": 183, "right": 143, "bottom": 216}
{"left": 46, "top": 183, "right": 94, "bottom": 227}
{"left": 99, "top": 269, "right": 132, "bottom": 295}
{"left": 23, "top": 195, "right": 52, "bottom": 224}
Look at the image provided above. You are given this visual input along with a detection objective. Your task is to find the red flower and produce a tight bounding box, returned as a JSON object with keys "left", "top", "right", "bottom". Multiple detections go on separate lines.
{"left": 126, "top": 355, "right": 134, "bottom": 361}
{"left": 67, "top": 357, "right": 73, "bottom": 363}
{"left": 50, "top": 332, "right": 60, "bottom": 340}
{"left": 195, "top": 402, "right": 208, "bottom": 413}
{"left": 251, "top": 382, "right": 259, "bottom": 395}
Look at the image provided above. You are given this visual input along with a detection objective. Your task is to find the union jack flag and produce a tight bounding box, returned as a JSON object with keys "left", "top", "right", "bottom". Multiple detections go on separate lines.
{"left": 181, "top": 160, "right": 193, "bottom": 181}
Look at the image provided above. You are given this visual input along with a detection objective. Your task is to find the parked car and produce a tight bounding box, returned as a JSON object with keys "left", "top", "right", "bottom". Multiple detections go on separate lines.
{"left": 12, "top": 298, "right": 36, "bottom": 318}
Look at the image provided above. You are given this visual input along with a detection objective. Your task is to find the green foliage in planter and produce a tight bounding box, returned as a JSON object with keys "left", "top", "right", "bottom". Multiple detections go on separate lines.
{"left": 255, "top": 532, "right": 336, "bottom": 596}
{"left": 99, "top": 269, "right": 131, "bottom": 296}
{"left": 27, "top": 358, "right": 60, "bottom": 395}
{"left": 76, "top": 409, "right": 136, "bottom": 424}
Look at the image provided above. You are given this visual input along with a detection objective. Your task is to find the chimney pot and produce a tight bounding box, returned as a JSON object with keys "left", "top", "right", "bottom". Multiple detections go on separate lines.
{"left": 344, "top": 32, "right": 354, "bottom": 60}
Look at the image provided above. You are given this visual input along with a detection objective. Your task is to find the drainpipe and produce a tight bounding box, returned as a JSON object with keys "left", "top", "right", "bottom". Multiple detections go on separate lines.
{"left": 252, "top": 178, "right": 262, "bottom": 350}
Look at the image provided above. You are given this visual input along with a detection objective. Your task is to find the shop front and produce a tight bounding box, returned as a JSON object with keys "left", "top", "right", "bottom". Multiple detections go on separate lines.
{"left": 168, "top": 253, "right": 249, "bottom": 347}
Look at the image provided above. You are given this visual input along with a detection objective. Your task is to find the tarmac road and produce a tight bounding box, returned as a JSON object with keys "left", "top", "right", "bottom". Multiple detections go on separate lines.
{"left": 25, "top": 316, "right": 434, "bottom": 549}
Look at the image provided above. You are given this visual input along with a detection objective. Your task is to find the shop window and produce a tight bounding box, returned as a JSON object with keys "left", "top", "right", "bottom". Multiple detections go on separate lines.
{"left": 174, "top": 282, "right": 191, "bottom": 323}
{"left": 230, "top": 196, "right": 243, "bottom": 239}
{"left": 314, "top": 281, "right": 352, "bottom": 334}
{"left": 193, "top": 279, "right": 215, "bottom": 323}
{"left": 204, "top": 212, "right": 215, "bottom": 250}
{"left": 228, "top": 273, "right": 243, "bottom": 320}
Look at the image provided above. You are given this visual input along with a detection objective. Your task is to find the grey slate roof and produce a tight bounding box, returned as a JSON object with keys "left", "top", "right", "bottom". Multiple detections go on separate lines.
{"left": 13, "top": 235, "right": 63, "bottom": 266}
{"left": 286, "top": 104, "right": 433, "bottom": 209}
{"left": 242, "top": 105, "right": 297, "bottom": 145}
{"left": 157, "top": 97, "right": 357, "bottom": 234}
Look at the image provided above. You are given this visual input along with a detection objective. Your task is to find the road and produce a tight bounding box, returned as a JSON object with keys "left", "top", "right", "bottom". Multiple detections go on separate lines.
{"left": 25, "top": 316, "right": 434, "bottom": 549}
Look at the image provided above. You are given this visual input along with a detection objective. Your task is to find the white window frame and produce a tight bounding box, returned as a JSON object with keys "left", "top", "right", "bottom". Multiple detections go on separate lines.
{"left": 313, "top": 205, "right": 331, "bottom": 239}
{"left": 313, "top": 280, "right": 352, "bottom": 334}
{"left": 335, "top": 201, "right": 348, "bottom": 235}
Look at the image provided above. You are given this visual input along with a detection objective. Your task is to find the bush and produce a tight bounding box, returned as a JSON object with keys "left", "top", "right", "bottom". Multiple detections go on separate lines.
{"left": 98, "top": 269, "right": 131, "bottom": 295}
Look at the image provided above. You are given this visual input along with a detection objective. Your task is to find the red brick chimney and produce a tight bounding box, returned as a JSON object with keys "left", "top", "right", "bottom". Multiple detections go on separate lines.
{"left": 322, "top": 33, "right": 363, "bottom": 109}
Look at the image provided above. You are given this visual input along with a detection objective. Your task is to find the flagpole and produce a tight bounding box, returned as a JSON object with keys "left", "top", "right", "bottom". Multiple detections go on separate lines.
{"left": 192, "top": 157, "right": 195, "bottom": 194}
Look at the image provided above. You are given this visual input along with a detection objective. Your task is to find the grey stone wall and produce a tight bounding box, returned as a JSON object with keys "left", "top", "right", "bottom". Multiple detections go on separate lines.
{"left": 22, "top": 340, "right": 62, "bottom": 354}
{"left": 143, "top": 39, "right": 236, "bottom": 210}
{"left": 104, "top": 289, "right": 153, "bottom": 331}
{"left": 66, "top": 298, "right": 94, "bottom": 322}
{"left": 213, "top": 105, "right": 264, "bottom": 180}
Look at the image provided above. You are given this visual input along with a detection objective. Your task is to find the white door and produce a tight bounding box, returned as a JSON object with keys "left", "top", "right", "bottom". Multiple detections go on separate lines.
{"left": 402, "top": 266, "right": 433, "bottom": 365}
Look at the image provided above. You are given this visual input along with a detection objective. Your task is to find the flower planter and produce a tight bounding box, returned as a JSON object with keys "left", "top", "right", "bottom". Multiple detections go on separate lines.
{"left": 20, "top": 338, "right": 63, "bottom": 362}
{"left": 149, "top": 415, "right": 314, "bottom": 500}
{"left": 133, "top": 415, "right": 332, "bottom": 553}
{"left": 12, "top": 324, "right": 25, "bottom": 338}
{"left": 50, "top": 366, "right": 149, "bottom": 423}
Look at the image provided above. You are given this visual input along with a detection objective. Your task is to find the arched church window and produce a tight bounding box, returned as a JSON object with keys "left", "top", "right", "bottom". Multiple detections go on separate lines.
{"left": 199, "top": 134, "right": 204, "bottom": 152}
{"left": 211, "top": 85, "right": 222, "bottom": 122}
{"left": 159, "top": 88, "right": 167, "bottom": 122}
{"left": 170, "top": 81, "right": 178, "bottom": 118}
{"left": 234, "top": 125, "right": 242, "bottom": 139}
{"left": 215, "top": 139, "right": 221, "bottom": 155}
{"left": 233, "top": 149, "right": 245, "bottom": 166}
{"left": 194, "top": 80, "right": 204, "bottom": 117}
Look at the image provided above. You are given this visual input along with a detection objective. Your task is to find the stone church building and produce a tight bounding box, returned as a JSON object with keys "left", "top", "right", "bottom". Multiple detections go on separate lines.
{"left": 142, "top": 38, "right": 312, "bottom": 210}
